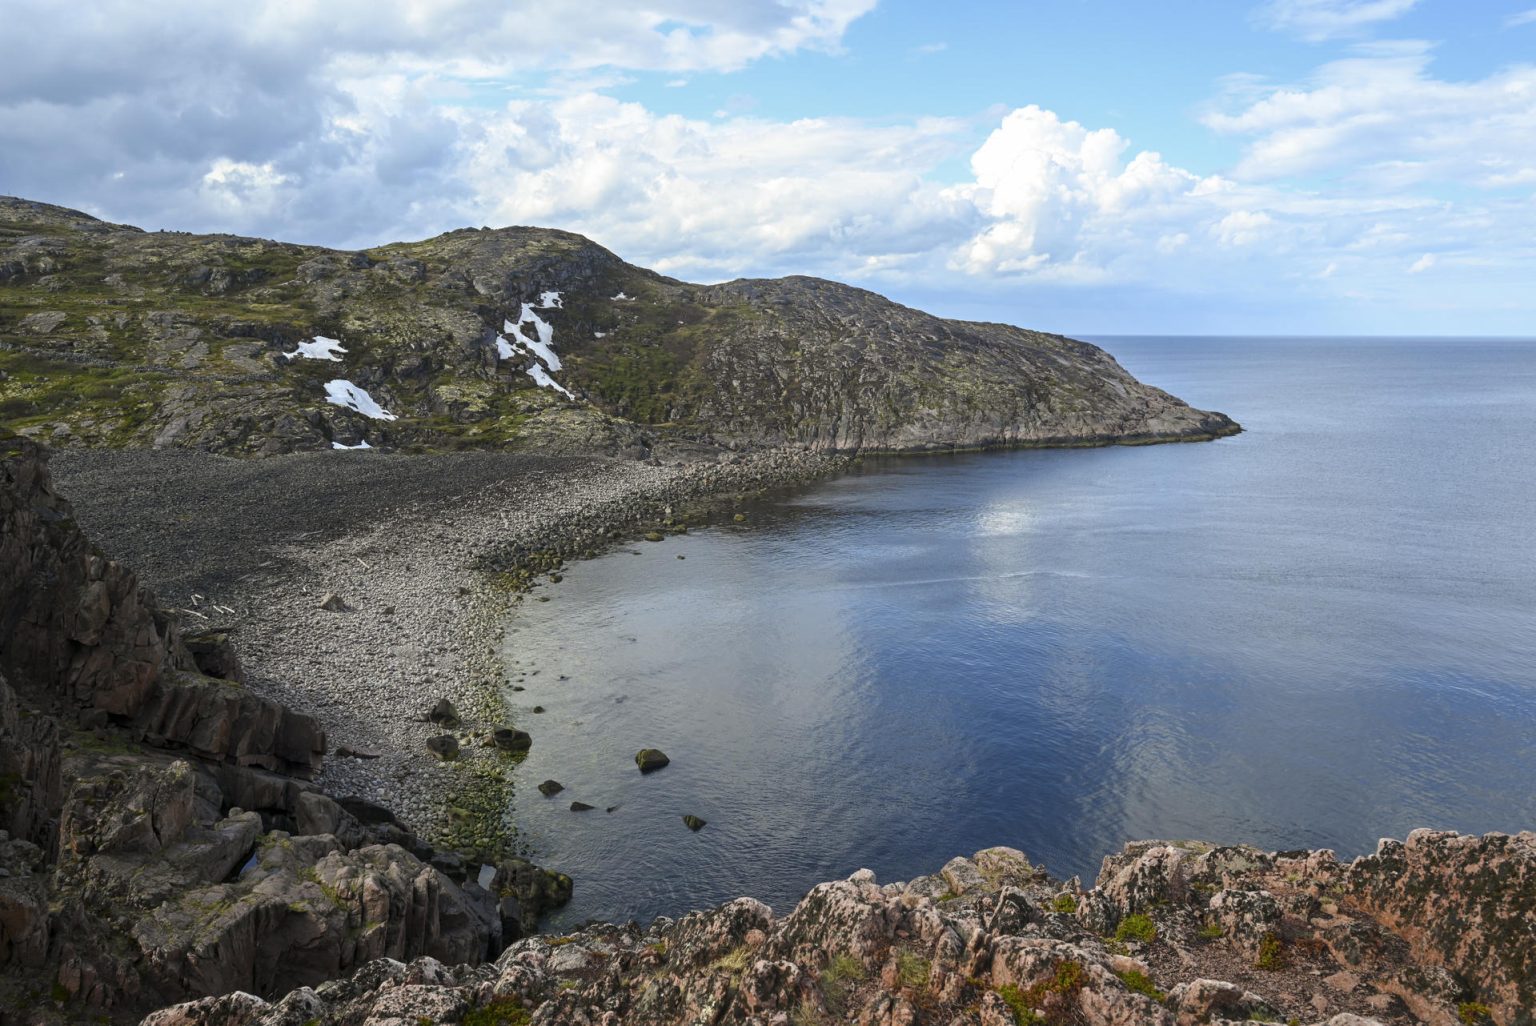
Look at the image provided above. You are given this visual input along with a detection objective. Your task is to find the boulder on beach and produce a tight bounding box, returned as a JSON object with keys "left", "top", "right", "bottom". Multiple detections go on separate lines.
{"left": 538, "top": 780, "right": 564, "bottom": 797}
{"left": 426, "top": 734, "right": 460, "bottom": 760}
{"left": 493, "top": 727, "right": 532, "bottom": 753}
{"left": 428, "top": 698, "right": 460, "bottom": 727}
{"left": 635, "top": 748, "right": 670, "bottom": 773}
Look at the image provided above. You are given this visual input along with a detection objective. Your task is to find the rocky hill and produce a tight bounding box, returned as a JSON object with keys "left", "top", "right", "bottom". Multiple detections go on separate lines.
{"left": 0, "top": 197, "right": 1238, "bottom": 456}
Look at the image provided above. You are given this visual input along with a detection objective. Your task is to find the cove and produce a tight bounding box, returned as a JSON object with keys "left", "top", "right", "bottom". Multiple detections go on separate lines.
{"left": 499, "top": 336, "right": 1536, "bottom": 928}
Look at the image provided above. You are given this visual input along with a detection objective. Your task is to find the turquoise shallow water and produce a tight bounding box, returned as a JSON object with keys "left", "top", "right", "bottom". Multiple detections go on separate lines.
{"left": 500, "top": 337, "right": 1536, "bottom": 927}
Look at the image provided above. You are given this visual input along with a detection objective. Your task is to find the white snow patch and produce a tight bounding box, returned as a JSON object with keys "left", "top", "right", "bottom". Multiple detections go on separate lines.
{"left": 612, "top": 291, "right": 632, "bottom": 300}
{"left": 285, "top": 335, "right": 347, "bottom": 361}
{"left": 527, "top": 363, "right": 574, "bottom": 399}
{"left": 493, "top": 297, "right": 575, "bottom": 400}
{"left": 594, "top": 331, "right": 607, "bottom": 338}
{"left": 324, "top": 380, "right": 398, "bottom": 421}
{"left": 331, "top": 439, "right": 372, "bottom": 450}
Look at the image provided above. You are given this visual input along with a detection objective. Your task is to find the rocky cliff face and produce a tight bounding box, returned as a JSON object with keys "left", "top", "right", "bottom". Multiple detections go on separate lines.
{"left": 0, "top": 434, "right": 571, "bottom": 1021}
{"left": 141, "top": 831, "right": 1536, "bottom": 1026}
{"left": 0, "top": 197, "right": 1237, "bottom": 456}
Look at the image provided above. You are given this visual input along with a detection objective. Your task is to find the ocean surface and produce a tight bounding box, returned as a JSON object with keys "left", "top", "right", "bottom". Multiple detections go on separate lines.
{"left": 499, "top": 337, "right": 1536, "bottom": 928}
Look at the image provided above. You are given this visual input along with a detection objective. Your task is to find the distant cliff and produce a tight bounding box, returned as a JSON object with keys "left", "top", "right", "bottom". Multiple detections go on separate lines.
{"left": 0, "top": 197, "right": 1238, "bottom": 456}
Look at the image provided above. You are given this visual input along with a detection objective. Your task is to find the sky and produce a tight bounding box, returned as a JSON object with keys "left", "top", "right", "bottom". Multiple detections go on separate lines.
{"left": 3, "top": 0, "right": 1535, "bottom": 334}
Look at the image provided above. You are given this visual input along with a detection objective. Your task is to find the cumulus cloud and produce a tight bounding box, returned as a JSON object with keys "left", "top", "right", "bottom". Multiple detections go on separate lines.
{"left": 1257, "top": 0, "right": 1420, "bottom": 42}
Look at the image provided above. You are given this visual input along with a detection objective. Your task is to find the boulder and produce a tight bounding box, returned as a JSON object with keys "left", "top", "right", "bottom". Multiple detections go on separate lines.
{"left": 426, "top": 734, "right": 460, "bottom": 761}
{"left": 427, "top": 698, "right": 459, "bottom": 728}
{"left": 537, "top": 780, "right": 563, "bottom": 797}
{"left": 492, "top": 727, "right": 531, "bottom": 753}
{"left": 683, "top": 815, "right": 707, "bottom": 832}
{"left": 635, "top": 748, "right": 670, "bottom": 773}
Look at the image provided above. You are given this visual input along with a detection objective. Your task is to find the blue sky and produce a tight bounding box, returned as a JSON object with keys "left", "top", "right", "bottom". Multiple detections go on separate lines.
{"left": 3, "top": 0, "right": 1535, "bottom": 333}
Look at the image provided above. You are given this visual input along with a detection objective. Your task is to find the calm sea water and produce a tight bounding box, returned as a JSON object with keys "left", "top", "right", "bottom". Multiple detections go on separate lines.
{"left": 500, "top": 337, "right": 1536, "bottom": 927}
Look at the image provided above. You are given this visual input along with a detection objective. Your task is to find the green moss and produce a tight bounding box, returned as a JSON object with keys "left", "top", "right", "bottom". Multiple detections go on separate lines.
{"left": 1458, "top": 1002, "right": 1493, "bottom": 1025}
{"left": 1115, "top": 969, "right": 1165, "bottom": 1002}
{"left": 461, "top": 997, "right": 531, "bottom": 1026}
{"left": 1113, "top": 914, "right": 1157, "bottom": 944}
{"left": 1051, "top": 894, "right": 1077, "bottom": 915}
{"left": 995, "top": 984, "right": 1042, "bottom": 1025}
{"left": 50, "top": 982, "right": 69, "bottom": 1004}
{"left": 1255, "top": 933, "right": 1287, "bottom": 971}
{"left": 1198, "top": 922, "right": 1224, "bottom": 940}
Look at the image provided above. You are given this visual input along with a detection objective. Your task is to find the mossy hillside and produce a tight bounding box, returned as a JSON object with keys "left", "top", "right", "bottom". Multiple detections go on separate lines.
{"left": 1, "top": 196, "right": 1239, "bottom": 455}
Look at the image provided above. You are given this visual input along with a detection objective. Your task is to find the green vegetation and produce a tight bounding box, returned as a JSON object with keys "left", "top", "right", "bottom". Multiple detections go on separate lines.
{"left": 895, "top": 949, "right": 931, "bottom": 990}
{"left": 1115, "top": 969, "right": 1165, "bottom": 1002}
{"left": 461, "top": 997, "right": 531, "bottom": 1026}
{"left": 1458, "top": 1002, "right": 1493, "bottom": 1025}
{"left": 1255, "top": 933, "right": 1287, "bottom": 971}
{"left": 995, "top": 983, "right": 1042, "bottom": 1025}
{"left": 1051, "top": 894, "right": 1077, "bottom": 915}
{"left": 1198, "top": 922, "right": 1224, "bottom": 940}
{"left": 710, "top": 945, "right": 751, "bottom": 974}
{"left": 1113, "top": 914, "right": 1157, "bottom": 944}
{"left": 821, "top": 953, "right": 867, "bottom": 1017}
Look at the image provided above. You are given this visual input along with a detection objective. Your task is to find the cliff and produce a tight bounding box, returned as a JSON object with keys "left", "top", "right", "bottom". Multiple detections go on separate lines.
{"left": 0, "top": 433, "right": 571, "bottom": 1021}
{"left": 0, "top": 197, "right": 1237, "bottom": 456}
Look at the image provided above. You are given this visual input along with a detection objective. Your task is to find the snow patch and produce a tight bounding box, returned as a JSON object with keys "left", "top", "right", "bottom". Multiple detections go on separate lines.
{"left": 285, "top": 335, "right": 347, "bottom": 361}
{"left": 331, "top": 439, "right": 373, "bottom": 450}
{"left": 612, "top": 291, "right": 632, "bottom": 300}
{"left": 324, "top": 380, "right": 397, "bottom": 421}
{"left": 494, "top": 294, "right": 576, "bottom": 400}
{"left": 593, "top": 331, "right": 607, "bottom": 339}
{"left": 527, "top": 363, "right": 574, "bottom": 399}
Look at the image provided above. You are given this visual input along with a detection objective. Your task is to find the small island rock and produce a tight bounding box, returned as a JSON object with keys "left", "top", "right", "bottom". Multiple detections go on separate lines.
{"left": 635, "top": 748, "right": 670, "bottom": 773}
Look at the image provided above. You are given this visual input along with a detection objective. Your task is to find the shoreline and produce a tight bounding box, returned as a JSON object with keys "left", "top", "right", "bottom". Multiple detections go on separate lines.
{"left": 49, "top": 442, "right": 845, "bottom": 858}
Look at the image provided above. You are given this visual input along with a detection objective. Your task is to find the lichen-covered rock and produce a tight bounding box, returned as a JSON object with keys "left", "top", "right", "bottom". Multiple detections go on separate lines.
{"left": 1344, "top": 829, "right": 1536, "bottom": 1026}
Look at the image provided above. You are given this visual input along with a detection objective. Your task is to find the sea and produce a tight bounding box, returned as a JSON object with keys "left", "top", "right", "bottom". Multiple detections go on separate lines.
{"left": 497, "top": 336, "right": 1536, "bottom": 928}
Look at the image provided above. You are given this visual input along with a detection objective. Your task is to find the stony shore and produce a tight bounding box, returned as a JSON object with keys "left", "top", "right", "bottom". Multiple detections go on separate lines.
{"left": 49, "top": 443, "right": 844, "bottom": 856}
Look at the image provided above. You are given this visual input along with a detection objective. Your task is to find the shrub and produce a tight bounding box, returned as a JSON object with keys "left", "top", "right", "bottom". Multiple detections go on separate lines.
{"left": 1113, "top": 914, "right": 1157, "bottom": 944}
{"left": 1051, "top": 894, "right": 1077, "bottom": 915}
{"left": 1116, "top": 969, "right": 1165, "bottom": 1001}
{"left": 1458, "top": 1002, "right": 1493, "bottom": 1025}
{"left": 995, "top": 983, "right": 1042, "bottom": 1025}
{"left": 1255, "top": 933, "right": 1287, "bottom": 971}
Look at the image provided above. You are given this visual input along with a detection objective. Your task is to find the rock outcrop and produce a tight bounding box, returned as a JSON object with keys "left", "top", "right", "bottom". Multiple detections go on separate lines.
{"left": 0, "top": 196, "right": 1238, "bottom": 456}
{"left": 0, "top": 434, "right": 573, "bottom": 1020}
{"left": 137, "top": 831, "right": 1536, "bottom": 1026}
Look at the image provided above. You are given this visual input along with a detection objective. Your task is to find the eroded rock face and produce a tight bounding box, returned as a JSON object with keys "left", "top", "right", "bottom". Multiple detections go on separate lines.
{"left": 0, "top": 433, "right": 324, "bottom": 777}
{"left": 137, "top": 833, "right": 1536, "bottom": 1026}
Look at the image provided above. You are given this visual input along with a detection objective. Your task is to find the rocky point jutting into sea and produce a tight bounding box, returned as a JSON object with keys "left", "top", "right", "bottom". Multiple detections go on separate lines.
{"left": 2, "top": 195, "right": 1533, "bottom": 1026}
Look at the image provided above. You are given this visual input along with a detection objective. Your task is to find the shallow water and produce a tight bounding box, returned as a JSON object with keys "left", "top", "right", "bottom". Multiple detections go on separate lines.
{"left": 500, "top": 337, "right": 1536, "bottom": 927}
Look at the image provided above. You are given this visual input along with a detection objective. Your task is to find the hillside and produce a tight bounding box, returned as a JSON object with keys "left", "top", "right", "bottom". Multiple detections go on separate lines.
{"left": 0, "top": 197, "right": 1238, "bottom": 456}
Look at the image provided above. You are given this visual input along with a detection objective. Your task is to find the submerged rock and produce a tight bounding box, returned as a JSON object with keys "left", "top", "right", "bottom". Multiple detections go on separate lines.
{"left": 492, "top": 727, "right": 532, "bottom": 753}
{"left": 683, "top": 814, "right": 706, "bottom": 832}
{"left": 537, "top": 780, "right": 564, "bottom": 797}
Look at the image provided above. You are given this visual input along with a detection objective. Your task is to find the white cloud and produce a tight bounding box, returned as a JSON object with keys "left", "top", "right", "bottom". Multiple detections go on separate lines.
{"left": 1409, "top": 253, "right": 1436, "bottom": 273}
{"left": 1203, "top": 46, "right": 1536, "bottom": 184}
{"left": 1257, "top": 0, "right": 1420, "bottom": 42}
{"left": 1506, "top": 9, "right": 1536, "bottom": 27}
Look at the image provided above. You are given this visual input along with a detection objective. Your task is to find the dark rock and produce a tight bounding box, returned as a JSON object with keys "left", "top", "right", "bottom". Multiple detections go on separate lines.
{"left": 531, "top": 705, "right": 545, "bottom": 713}
{"left": 427, "top": 698, "right": 460, "bottom": 727}
{"left": 491, "top": 727, "right": 531, "bottom": 753}
{"left": 334, "top": 744, "right": 380, "bottom": 759}
{"left": 570, "top": 802, "right": 595, "bottom": 812}
{"left": 181, "top": 630, "right": 243, "bottom": 684}
{"left": 635, "top": 748, "right": 670, "bottom": 773}
{"left": 537, "top": 780, "right": 564, "bottom": 797}
{"left": 426, "top": 734, "right": 460, "bottom": 761}
{"left": 683, "top": 815, "right": 707, "bottom": 832}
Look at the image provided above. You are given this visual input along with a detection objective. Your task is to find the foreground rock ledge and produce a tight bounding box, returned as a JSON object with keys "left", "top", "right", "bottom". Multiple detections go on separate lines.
{"left": 143, "top": 829, "right": 1533, "bottom": 1026}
